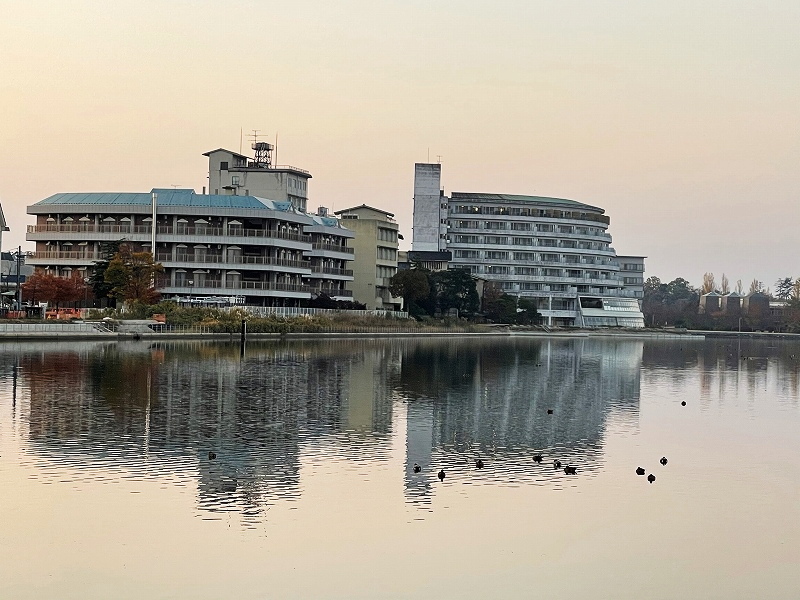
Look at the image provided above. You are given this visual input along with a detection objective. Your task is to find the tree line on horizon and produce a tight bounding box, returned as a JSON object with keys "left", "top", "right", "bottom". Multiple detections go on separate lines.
{"left": 644, "top": 273, "right": 800, "bottom": 332}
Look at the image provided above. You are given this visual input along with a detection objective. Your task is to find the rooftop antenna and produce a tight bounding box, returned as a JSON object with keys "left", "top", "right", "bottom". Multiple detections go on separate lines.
{"left": 239, "top": 128, "right": 243, "bottom": 155}
{"left": 436, "top": 155, "right": 442, "bottom": 164}
{"left": 249, "top": 129, "right": 273, "bottom": 168}
{"left": 274, "top": 132, "right": 278, "bottom": 167}
{"left": 427, "top": 147, "right": 430, "bottom": 162}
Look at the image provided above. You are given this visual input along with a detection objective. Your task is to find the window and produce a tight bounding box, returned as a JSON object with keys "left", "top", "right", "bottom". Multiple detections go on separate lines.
{"left": 454, "top": 249, "right": 479, "bottom": 259}
{"left": 220, "top": 161, "right": 229, "bottom": 170}
{"left": 231, "top": 176, "right": 240, "bottom": 186}
{"left": 455, "top": 220, "right": 478, "bottom": 229}
{"left": 484, "top": 221, "right": 507, "bottom": 230}
{"left": 487, "top": 266, "right": 509, "bottom": 275}
{"left": 484, "top": 236, "right": 507, "bottom": 245}
{"left": 377, "top": 247, "right": 397, "bottom": 261}
{"left": 511, "top": 222, "right": 531, "bottom": 231}
{"left": 454, "top": 235, "right": 479, "bottom": 244}
{"left": 485, "top": 251, "right": 508, "bottom": 260}
{"left": 514, "top": 252, "right": 536, "bottom": 262}
{"left": 516, "top": 267, "right": 538, "bottom": 276}
{"left": 513, "top": 237, "right": 533, "bottom": 246}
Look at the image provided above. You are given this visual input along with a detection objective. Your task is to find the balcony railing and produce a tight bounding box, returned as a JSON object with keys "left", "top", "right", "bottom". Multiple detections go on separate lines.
{"left": 166, "top": 280, "right": 310, "bottom": 293}
{"left": 311, "top": 242, "right": 354, "bottom": 254}
{"left": 27, "top": 224, "right": 312, "bottom": 244}
{"left": 310, "top": 287, "right": 353, "bottom": 297}
{"left": 27, "top": 251, "right": 101, "bottom": 261}
{"left": 156, "top": 253, "right": 308, "bottom": 269}
{"left": 310, "top": 265, "right": 354, "bottom": 276}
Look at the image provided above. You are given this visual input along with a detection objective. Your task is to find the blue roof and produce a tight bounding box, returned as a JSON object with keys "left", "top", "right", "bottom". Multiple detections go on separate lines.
{"left": 34, "top": 189, "right": 289, "bottom": 211}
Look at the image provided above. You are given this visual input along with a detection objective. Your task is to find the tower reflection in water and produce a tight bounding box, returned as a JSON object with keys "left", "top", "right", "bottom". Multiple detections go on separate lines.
{"left": 4, "top": 337, "right": 644, "bottom": 518}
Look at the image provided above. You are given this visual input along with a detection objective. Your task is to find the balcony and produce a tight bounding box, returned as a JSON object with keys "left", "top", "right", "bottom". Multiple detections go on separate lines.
{"left": 310, "top": 242, "right": 354, "bottom": 254}
{"left": 310, "top": 265, "right": 354, "bottom": 277}
{"left": 155, "top": 253, "right": 308, "bottom": 270}
{"left": 27, "top": 224, "right": 312, "bottom": 244}
{"left": 310, "top": 287, "right": 353, "bottom": 297}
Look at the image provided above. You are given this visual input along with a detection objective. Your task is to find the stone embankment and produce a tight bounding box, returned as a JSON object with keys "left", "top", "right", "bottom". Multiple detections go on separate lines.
{"left": 0, "top": 321, "right": 697, "bottom": 341}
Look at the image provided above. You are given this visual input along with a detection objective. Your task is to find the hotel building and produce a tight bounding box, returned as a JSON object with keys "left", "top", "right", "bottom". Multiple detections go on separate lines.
{"left": 412, "top": 163, "right": 645, "bottom": 327}
{"left": 25, "top": 147, "right": 354, "bottom": 306}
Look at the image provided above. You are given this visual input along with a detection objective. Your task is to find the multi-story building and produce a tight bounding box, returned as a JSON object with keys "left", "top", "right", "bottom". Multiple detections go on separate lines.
{"left": 26, "top": 188, "right": 353, "bottom": 306}
{"left": 617, "top": 255, "right": 646, "bottom": 300}
{"left": 333, "top": 205, "right": 401, "bottom": 310}
{"left": 412, "top": 163, "right": 645, "bottom": 327}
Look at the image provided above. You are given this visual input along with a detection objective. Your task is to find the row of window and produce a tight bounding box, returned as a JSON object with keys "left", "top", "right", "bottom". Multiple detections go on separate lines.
{"left": 451, "top": 235, "right": 610, "bottom": 251}
{"left": 377, "top": 227, "right": 398, "bottom": 242}
{"left": 451, "top": 205, "right": 601, "bottom": 221}
{"left": 452, "top": 221, "right": 604, "bottom": 236}
{"left": 453, "top": 249, "right": 615, "bottom": 265}
{"left": 377, "top": 247, "right": 397, "bottom": 261}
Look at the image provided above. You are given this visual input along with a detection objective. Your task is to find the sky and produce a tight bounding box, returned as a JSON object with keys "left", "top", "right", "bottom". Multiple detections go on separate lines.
{"left": 1, "top": 1, "right": 799, "bottom": 290}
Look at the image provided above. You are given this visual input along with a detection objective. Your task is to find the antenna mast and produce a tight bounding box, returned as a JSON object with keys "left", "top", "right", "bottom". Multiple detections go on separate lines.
{"left": 249, "top": 129, "right": 273, "bottom": 168}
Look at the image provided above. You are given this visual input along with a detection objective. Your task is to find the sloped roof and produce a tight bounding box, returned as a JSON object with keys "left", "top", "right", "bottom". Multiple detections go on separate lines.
{"left": 32, "top": 189, "right": 292, "bottom": 211}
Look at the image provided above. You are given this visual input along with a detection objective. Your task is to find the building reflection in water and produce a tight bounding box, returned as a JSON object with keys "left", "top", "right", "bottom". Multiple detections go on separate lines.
{"left": 0, "top": 336, "right": 675, "bottom": 517}
{"left": 396, "top": 337, "right": 643, "bottom": 505}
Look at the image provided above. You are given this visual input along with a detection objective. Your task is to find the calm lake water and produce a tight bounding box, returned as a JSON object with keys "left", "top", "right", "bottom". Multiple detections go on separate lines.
{"left": 0, "top": 336, "right": 798, "bottom": 599}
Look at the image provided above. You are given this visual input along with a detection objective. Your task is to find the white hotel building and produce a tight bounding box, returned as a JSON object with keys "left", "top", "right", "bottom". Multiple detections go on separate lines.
{"left": 412, "top": 163, "right": 645, "bottom": 327}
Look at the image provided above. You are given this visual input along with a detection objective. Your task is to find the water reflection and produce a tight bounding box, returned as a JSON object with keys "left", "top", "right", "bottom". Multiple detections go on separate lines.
{"left": 0, "top": 337, "right": 647, "bottom": 518}
{"left": 398, "top": 338, "right": 643, "bottom": 504}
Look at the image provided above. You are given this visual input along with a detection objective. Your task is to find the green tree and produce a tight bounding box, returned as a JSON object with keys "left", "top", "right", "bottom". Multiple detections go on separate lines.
{"left": 89, "top": 240, "right": 125, "bottom": 304}
{"left": 105, "top": 248, "right": 164, "bottom": 304}
{"left": 429, "top": 269, "right": 479, "bottom": 316}
{"left": 775, "top": 277, "right": 794, "bottom": 301}
{"left": 389, "top": 269, "right": 430, "bottom": 315}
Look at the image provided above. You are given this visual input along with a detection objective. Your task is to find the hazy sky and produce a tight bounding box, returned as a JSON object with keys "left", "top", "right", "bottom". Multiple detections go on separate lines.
{"left": 2, "top": 1, "right": 798, "bottom": 289}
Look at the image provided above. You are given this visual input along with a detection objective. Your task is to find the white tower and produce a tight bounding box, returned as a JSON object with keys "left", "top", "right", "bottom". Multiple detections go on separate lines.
{"left": 412, "top": 163, "right": 446, "bottom": 252}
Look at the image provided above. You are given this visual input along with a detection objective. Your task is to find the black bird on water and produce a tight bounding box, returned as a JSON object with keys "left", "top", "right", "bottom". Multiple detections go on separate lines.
{"left": 660, "top": 457, "right": 668, "bottom": 466}
{"left": 208, "top": 452, "right": 217, "bottom": 460}
{"left": 438, "top": 469, "right": 446, "bottom": 482}
{"left": 413, "top": 463, "right": 421, "bottom": 473}
{"left": 553, "top": 460, "right": 561, "bottom": 469}
{"left": 475, "top": 459, "right": 484, "bottom": 469}
{"left": 647, "top": 474, "right": 656, "bottom": 484}
{"left": 533, "top": 454, "right": 543, "bottom": 463}
{"left": 681, "top": 401, "right": 687, "bottom": 406}
{"left": 636, "top": 467, "right": 646, "bottom": 476}
{"left": 547, "top": 409, "right": 554, "bottom": 415}
{"left": 564, "top": 465, "right": 577, "bottom": 475}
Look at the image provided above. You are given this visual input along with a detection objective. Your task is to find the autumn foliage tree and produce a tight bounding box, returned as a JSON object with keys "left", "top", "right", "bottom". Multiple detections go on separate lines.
{"left": 104, "top": 248, "right": 164, "bottom": 304}
{"left": 21, "top": 270, "right": 88, "bottom": 309}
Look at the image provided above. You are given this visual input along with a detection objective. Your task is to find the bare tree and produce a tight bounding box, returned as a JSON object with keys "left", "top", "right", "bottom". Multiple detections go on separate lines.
{"left": 720, "top": 273, "right": 730, "bottom": 295}
{"left": 792, "top": 279, "right": 800, "bottom": 300}
{"left": 736, "top": 279, "right": 743, "bottom": 295}
{"left": 749, "top": 279, "right": 764, "bottom": 294}
{"left": 701, "top": 272, "right": 716, "bottom": 294}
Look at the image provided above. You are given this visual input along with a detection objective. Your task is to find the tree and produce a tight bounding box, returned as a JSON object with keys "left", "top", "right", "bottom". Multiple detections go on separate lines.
{"left": 89, "top": 240, "right": 125, "bottom": 303}
{"left": 736, "top": 279, "right": 743, "bottom": 295}
{"left": 701, "top": 272, "right": 716, "bottom": 294}
{"left": 104, "top": 248, "right": 164, "bottom": 304}
{"left": 775, "top": 277, "right": 794, "bottom": 301}
{"left": 749, "top": 279, "right": 764, "bottom": 294}
{"left": 720, "top": 274, "right": 730, "bottom": 295}
{"left": 429, "top": 269, "right": 479, "bottom": 316}
{"left": 21, "top": 270, "right": 87, "bottom": 309}
{"left": 389, "top": 269, "right": 430, "bottom": 314}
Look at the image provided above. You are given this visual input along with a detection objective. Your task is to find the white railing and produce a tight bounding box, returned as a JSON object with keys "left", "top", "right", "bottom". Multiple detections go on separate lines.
{"left": 237, "top": 306, "right": 409, "bottom": 319}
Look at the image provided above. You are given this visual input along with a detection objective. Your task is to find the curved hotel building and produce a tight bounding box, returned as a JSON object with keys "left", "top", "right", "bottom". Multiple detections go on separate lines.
{"left": 413, "top": 163, "right": 644, "bottom": 327}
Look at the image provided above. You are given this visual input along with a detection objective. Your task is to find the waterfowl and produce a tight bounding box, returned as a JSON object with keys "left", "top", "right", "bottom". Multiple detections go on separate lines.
{"left": 413, "top": 463, "right": 421, "bottom": 473}
{"left": 660, "top": 457, "right": 668, "bottom": 466}
{"left": 546, "top": 409, "right": 554, "bottom": 415}
{"left": 438, "top": 469, "right": 446, "bottom": 482}
{"left": 553, "top": 460, "right": 561, "bottom": 469}
{"left": 208, "top": 452, "right": 217, "bottom": 460}
{"left": 533, "top": 454, "right": 543, "bottom": 463}
{"left": 475, "top": 459, "right": 484, "bottom": 469}
{"left": 681, "top": 401, "right": 687, "bottom": 406}
{"left": 564, "top": 465, "right": 577, "bottom": 475}
{"left": 647, "top": 474, "right": 656, "bottom": 483}
{"left": 636, "top": 467, "right": 645, "bottom": 476}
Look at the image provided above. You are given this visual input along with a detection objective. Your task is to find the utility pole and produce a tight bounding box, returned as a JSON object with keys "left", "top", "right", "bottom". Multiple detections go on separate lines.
{"left": 16, "top": 245, "right": 21, "bottom": 310}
